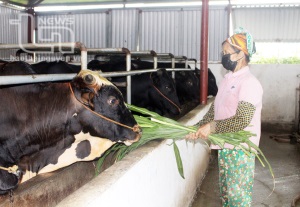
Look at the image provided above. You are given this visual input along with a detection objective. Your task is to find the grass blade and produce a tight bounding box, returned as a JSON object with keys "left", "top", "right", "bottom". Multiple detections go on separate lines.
{"left": 173, "top": 141, "right": 185, "bottom": 179}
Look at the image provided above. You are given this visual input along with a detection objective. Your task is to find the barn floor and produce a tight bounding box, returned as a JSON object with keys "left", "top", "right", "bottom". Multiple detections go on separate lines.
{"left": 190, "top": 124, "right": 300, "bottom": 207}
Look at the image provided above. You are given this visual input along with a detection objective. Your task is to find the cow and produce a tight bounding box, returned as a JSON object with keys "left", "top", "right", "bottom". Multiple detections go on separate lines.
{"left": 0, "top": 61, "right": 141, "bottom": 195}
{"left": 129, "top": 68, "right": 181, "bottom": 116}
{"left": 31, "top": 60, "right": 81, "bottom": 74}
{"left": 88, "top": 59, "right": 181, "bottom": 116}
{"left": 194, "top": 67, "right": 218, "bottom": 97}
{"left": 170, "top": 66, "right": 218, "bottom": 104}
{"left": 131, "top": 60, "right": 218, "bottom": 104}
{"left": 173, "top": 70, "right": 200, "bottom": 104}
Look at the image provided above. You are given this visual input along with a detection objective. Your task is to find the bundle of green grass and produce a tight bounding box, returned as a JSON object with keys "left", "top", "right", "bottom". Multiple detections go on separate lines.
{"left": 96, "top": 104, "right": 273, "bottom": 180}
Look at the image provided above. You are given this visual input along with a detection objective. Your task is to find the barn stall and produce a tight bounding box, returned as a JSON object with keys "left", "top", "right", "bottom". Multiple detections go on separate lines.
{"left": 0, "top": 0, "right": 300, "bottom": 206}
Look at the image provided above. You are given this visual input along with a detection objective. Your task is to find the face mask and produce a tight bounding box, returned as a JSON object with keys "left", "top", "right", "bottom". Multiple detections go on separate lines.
{"left": 221, "top": 54, "right": 237, "bottom": 71}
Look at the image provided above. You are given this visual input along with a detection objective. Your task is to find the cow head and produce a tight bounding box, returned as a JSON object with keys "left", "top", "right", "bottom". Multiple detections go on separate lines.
{"left": 71, "top": 70, "right": 142, "bottom": 145}
{"left": 175, "top": 70, "right": 200, "bottom": 104}
{"left": 150, "top": 69, "right": 181, "bottom": 116}
{"left": 194, "top": 68, "right": 218, "bottom": 96}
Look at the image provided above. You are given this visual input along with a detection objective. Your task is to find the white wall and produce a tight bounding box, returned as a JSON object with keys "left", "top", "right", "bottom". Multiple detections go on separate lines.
{"left": 56, "top": 100, "right": 213, "bottom": 207}
{"left": 208, "top": 64, "right": 300, "bottom": 124}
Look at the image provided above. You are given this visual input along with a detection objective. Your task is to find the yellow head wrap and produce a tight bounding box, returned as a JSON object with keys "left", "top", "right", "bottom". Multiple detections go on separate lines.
{"left": 226, "top": 27, "right": 256, "bottom": 58}
{"left": 227, "top": 34, "right": 249, "bottom": 55}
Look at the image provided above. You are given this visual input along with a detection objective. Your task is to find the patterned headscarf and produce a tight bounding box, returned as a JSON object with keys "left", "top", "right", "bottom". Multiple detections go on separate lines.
{"left": 226, "top": 27, "right": 256, "bottom": 58}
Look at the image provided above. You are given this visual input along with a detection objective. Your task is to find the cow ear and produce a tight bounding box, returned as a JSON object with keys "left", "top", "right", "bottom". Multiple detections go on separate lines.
{"left": 151, "top": 72, "right": 160, "bottom": 85}
{"left": 156, "top": 69, "right": 163, "bottom": 76}
{"left": 81, "top": 91, "right": 95, "bottom": 108}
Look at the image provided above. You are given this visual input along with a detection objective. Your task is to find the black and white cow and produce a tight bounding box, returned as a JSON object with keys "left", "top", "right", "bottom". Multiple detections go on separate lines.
{"left": 0, "top": 61, "right": 141, "bottom": 194}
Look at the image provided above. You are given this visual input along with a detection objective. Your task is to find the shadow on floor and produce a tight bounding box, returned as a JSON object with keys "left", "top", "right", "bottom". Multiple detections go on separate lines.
{"left": 190, "top": 127, "right": 300, "bottom": 207}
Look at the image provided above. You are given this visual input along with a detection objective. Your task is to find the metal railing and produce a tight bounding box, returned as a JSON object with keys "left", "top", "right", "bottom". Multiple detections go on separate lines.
{"left": 1, "top": 42, "right": 88, "bottom": 70}
{"left": 1, "top": 44, "right": 198, "bottom": 104}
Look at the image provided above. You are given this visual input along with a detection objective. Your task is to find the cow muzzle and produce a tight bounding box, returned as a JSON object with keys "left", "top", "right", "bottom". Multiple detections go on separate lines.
{"left": 123, "top": 124, "right": 142, "bottom": 146}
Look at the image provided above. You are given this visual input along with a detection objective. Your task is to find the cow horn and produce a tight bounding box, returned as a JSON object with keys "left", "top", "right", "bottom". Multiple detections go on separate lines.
{"left": 83, "top": 74, "right": 96, "bottom": 85}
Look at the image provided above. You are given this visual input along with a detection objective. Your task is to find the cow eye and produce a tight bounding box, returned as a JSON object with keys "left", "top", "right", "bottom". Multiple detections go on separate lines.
{"left": 108, "top": 96, "right": 119, "bottom": 106}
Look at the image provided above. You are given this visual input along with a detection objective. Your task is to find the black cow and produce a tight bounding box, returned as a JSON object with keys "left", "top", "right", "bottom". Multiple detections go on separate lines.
{"left": 31, "top": 60, "right": 81, "bottom": 74}
{"left": 174, "top": 70, "right": 200, "bottom": 104}
{"left": 194, "top": 68, "right": 218, "bottom": 97}
{"left": 0, "top": 61, "right": 141, "bottom": 194}
{"left": 130, "top": 60, "right": 218, "bottom": 104}
{"left": 88, "top": 59, "right": 181, "bottom": 116}
{"left": 129, "top": 68, "right": 181, "bottom": 116}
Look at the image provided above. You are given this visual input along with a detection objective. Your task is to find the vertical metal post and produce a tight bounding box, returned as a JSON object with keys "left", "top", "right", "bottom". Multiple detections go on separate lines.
{"left": 185, "top": 59, "right": 188, "bottom": 69}
{"left": 27, "top": 7, "right": 34, "bottom": 61}
{"left": 80, "top": 50, "right": 88, "bottom": 70}
{"left": 27, "top": 8, "right": 34, "bottom": 43}
{"left": 171, "top": 57, "right": 175, "bottom": 79}
{"left": 228, "top": 0, "right": 232, "bottom": 37}
{"left": 153, "top": 56, "right": 158, "bottom": 69}
{"left": 126, "top": 53, "right": 132, "bottom": 104}
{"left": 200, "top": 0, "right": 209, "bottom": 105}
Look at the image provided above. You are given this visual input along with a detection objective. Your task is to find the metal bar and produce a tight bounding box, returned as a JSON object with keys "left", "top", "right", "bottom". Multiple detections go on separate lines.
{"left": 131, "top": 50, "right": 157, "bottom": 69}
{"left": 126, "top": 53, "right": 132, "bottom": 104}
{"left": 0, "top": 42, "right": 83, "bottom": 50}
{"left": 0, "top": 68, "right": 193, "bottom": 86}
{"left": 0, "top": 42, "right": 88, "bottom": 70}
{"left": 137, "top": 55, "right": 188, "bottom": 64}
{"left": 89, "top": 48, "right": 129, "bottom": 54}
{"left": 200, "top": 0, "right": 209, "bottom": 105}
{"left": 156, "top": 53, "right": 176, "bottom": 78}
{"left": 174, "top": 56, "right": 187, "bottom": 61}
{"left": 153, "top": 56, "right": 158, "bottom": 69}
{"left": 131, "top": 50, "right": 156, "bottom": 57}
{"left": 188, "top": 58, "right": 198, "bottom": 69}
{"left": 0, "top": 74, "right": 77, "bottom": 85}
{"left": 81, "top": 50, "right": 87, "bottom": 70}
{"left": 103, "top": 69, "right": 192, "bottom": 77}
{"left": 171, "top": 57, "right": 176, "bottom": 79}
{"left": 27, "top": 8, "right": 34, "bottom": 44}
{"left": 156, "top": 53, "right": 175, "bottom": 59}
{"left": 92, "top": 48, "right": 130, "bottom": 59}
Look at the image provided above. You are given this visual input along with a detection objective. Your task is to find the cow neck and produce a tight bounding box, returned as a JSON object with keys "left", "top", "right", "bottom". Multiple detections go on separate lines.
{"left": 68, "top": 83, "right": 139, "bottom": 133}
{"left": 149, "top": 72, "right": 181, "bottom": 113}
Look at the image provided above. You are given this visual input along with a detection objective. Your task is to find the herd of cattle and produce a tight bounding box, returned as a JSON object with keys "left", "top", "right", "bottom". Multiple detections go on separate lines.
{"left": 0, "top": 58, "right": 218, "bottom": 194}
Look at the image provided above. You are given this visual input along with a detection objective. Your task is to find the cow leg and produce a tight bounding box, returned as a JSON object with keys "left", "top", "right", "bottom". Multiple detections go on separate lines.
{"left": 0, "top": 162, "right": 21, "bottom": 194}
{"left": 20, "top": 132, "right": 115, "bottom": 183}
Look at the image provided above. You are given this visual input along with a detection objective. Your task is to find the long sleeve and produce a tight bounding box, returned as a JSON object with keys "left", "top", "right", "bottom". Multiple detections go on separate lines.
{"left": 214, "top": 101, "right": 255, "bottom": 133}
{"left": 198, "top": 102, "right": 215, "bottom": 127}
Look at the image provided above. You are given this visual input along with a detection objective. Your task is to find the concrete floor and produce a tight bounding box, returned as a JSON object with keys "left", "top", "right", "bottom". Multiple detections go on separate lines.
{"left": 190, "top": 127, "right": 300, "bottom": 207}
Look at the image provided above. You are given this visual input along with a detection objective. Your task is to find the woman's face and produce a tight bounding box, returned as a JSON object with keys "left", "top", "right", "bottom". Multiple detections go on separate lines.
{"left": 221, "top": 42, "right": 246, "bottom": 72}
{"left": 222, "top": 42, "right": 239, "bottom": 59}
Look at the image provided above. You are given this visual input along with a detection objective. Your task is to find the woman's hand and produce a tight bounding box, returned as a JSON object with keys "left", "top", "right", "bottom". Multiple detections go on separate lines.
{"left": 185, "top": 123, "right": 212, "bottom": 140}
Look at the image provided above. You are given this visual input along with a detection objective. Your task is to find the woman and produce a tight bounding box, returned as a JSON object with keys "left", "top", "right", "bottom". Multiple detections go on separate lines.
{"left": 186, "top": 28, "right": 263, "bottom": 206}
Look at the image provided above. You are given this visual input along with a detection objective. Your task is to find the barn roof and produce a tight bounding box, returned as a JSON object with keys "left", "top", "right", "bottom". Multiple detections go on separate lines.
{"left": 4, "top": 0, "right": 300, "bottom": 8}
{"left": 2, "top": 0, "right": 206, "bottom": 7}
